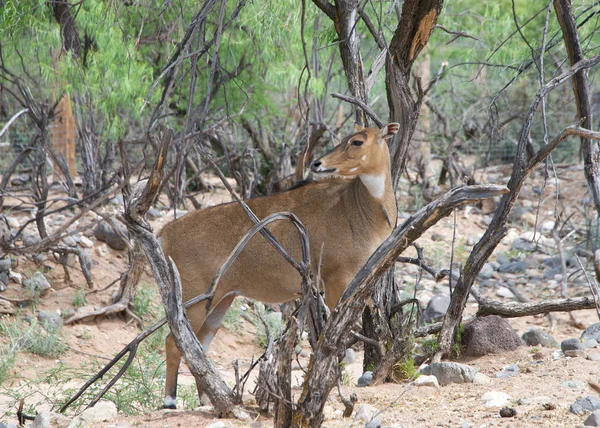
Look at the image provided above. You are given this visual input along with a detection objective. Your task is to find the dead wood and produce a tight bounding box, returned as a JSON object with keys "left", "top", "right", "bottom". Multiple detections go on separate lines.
{"left": 291, "top": 184, "right": 508, "bottom": 427}
{"left": 473, "top": 289, "right": 598, "bottom": 318}
{"left": 554, "top": 0, "right": 600, "bottom": 216}
{"left": 295, "top": 123, "right": 326, "bottom": 183}
{"left": 434, "top": 52, "right": 600, "bottom": 361}
{"left": 120, "top": 128, "right": 246, "bottom": 419}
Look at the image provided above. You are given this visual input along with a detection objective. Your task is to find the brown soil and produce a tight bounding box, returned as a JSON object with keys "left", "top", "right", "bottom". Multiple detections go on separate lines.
{"left": 1, "top": 166, "right": 599, "bottom": 427}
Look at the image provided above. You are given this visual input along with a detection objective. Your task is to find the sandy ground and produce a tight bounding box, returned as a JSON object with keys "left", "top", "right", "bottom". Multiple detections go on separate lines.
{"left": 1, "top": 165, "right": 599, "bottom": 427}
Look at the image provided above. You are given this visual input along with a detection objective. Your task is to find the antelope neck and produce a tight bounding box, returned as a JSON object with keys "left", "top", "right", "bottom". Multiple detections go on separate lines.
{"left": 359, "top": 173, "right": 386, "bottom": 199}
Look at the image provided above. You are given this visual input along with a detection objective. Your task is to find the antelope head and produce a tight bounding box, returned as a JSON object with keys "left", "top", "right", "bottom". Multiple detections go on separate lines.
{"left": 310, "top": 123, "right": 399, "bottom": 198}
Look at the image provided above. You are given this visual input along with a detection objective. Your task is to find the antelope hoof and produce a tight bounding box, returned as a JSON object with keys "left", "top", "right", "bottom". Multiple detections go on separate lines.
{"left": 163, "top": 396, "right": 177, "bottom": 409}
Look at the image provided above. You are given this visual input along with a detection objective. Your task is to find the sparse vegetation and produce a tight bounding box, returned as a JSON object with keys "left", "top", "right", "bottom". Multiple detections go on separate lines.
{"left": 392, "top": 358, "right": 419, "bottom": 382}
{"left": 72, "top": 289, "right": 87, "bottom": 308}
{"left": 421, "top": 337, "right": 440, "bottom": 358}
{"left": 0, "top": 317, "right": 66, "bottom": 358}
{"left": 132, "top": 282, "right": 164, "bottom": 323}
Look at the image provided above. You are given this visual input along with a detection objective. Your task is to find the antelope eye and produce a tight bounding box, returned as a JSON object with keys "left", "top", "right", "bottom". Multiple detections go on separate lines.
{"left": 352, "top": 140, "right": 363, "bottom": 146}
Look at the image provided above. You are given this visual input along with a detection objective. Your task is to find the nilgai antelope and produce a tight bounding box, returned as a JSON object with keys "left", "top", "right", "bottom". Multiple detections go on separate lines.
{"left": 159, "top": 122, "right": 400, "bottom": 408}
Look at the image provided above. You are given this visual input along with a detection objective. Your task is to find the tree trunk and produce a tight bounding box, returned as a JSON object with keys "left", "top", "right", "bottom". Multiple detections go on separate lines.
{"left": 553, "top": 0, "right": 600, "bottom": 215}
{"left": 363, "top": 0, "right": 443, "bottom": 379}
{"left": 292, "top": 184, "right": 508, "bottom": 427}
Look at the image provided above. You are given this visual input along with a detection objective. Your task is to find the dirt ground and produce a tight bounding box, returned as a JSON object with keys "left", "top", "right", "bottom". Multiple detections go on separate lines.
{"left": 1, "top": 164, "right": 600, "bottom": 427}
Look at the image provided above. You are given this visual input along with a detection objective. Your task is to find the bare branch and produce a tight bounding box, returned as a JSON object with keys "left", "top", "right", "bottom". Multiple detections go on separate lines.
{"left": 330, "top": 93, "right": 383, "bottom": 128}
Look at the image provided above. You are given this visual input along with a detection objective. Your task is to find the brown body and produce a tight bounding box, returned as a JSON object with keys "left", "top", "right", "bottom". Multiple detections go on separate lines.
{"left": 160, "top": 123, "right": 399, "bottom": 408}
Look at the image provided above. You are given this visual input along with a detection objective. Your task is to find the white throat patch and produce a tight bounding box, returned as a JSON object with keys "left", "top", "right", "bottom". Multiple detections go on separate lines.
{"left": 360, "top": 174, "right": 386, "bottom": 199}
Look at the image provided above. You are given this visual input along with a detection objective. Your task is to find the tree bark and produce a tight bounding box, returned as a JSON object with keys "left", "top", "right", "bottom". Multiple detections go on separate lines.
{"left": 386, "top": 0, "right": 443, "bottom": 187}
{"left": 122, "top": 130, "right": 246, "bottom": 419}
{"left": 362, "top": 0, "right": 443, "bottom": 379}
{"left": 553, "top": 0, "right": 600, "bottom": 215}
{"left": 51, "top": 0, "right": 82, "bottom": 58}
{"left": 312, "top": 0, "right": 368, "bottom": 124}
{"left": 292, "top": 184, "right": 508, "bottom": 427}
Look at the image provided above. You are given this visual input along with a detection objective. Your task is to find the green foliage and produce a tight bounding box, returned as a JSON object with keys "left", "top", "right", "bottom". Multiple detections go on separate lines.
{"left": 392, "top": 358, "right": 419, "bottom": 382}
{"left": 252, "top": 302, "right": 282, "bottom": 349}
{"left": 132, "top": 282, "right": 164, "bottom": 324}
{"left": 0, "top": 317, "right": 66, "bottom": 358}
{"left": 222, "top": 299, "right": 244, "bottom": 335}
{"left": 0, "top": 343, "right": 16, "bottom": 385}
{"left": 339, "top": 361, "right": 354, "bottom": 386}
{"left": 72, "top": 289, "right": 87, "bottom": 308}
{"left": 420, "top": 337, "right": 440, "bottom": 358}
{"left": 452, "top": 323, "right": 467, "bottom": 358}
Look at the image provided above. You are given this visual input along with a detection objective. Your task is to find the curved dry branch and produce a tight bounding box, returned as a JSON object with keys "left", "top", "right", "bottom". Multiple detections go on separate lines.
{"left": 292, "top": 184, "right": 508, "bottom": 427}
{"left": 476, "top": 295, "right": 598, "bottom": 318}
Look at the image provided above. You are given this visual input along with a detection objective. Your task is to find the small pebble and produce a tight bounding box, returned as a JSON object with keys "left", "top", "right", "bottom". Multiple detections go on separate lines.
{"left": 499, "top": 407, "right": 517, "bottom": 418}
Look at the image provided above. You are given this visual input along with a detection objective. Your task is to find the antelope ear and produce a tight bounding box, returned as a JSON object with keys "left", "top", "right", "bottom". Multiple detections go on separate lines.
{"left": 378, "top": 123, "right": 400, "bottom": 140}
{"left": 354, "top": 122, "right": 365, "bottom": 132}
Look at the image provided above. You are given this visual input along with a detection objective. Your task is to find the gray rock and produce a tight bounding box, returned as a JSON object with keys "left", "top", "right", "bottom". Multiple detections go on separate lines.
{"left": 496, "top": 253, "right": 510, "bottom": 265}
{"left": 343, "top": 348, "right": 356, "bottom": 364}
{"left": 564, "top": 349, "right": 586, "bottom": 358}
{"left": 462, "top": 315, "right": 524, "bottom": 357}
{"left": 482, "top": 391, "right": 511, "bottom": 407}
{"left": 59, "top": 253, "right": 77, "bottom": 268}
{"left": 511, "top": 238, "right": 536, "bottom": 252}
{"left": 265, "top": 311, "right": 282, "bottom": 336}
{"left": 496, "top": 287, "right": 515, "bottom": 299}
{"left": 498, "top": 261, "right": 528, "bottom": 274}
{"left": 0, "top": 423, "right": 18, "bottom": 428}
{"left": 413, "top": 375, "right": 439, "bottom": 387}
{"left": 0, "top": 272, "right": 7, "bottom": 292}
{"left": 561, "top": 338, "right": 584, "bottom": 352}
{"left": 478, "top": 263, "right": 495, "bottom": 280}
{"left": 354, "top": 404, "right": 380, "bottom": 425}
{"left": 68, "top": 401, "right": 117, "bottom": 427}
{"left": 431, "top": 233, "right": 444, "bottom": 242}
{"left": 423, "top": 295, "right": 450, "bottom": 323}
{"left": 22, "top": 233, "right": 41, "bottom": 246}
{"left": 587, "top": 353, "right": 600, "bottom": 361}
{"left": 79, "top": 236, "right": 94, "bottom": 248}
{"left": 357, "top": 371, "right": 373, "bottom": 387}
{"left": 570, "top": 396, "right": 600, "bottom": 415}
{"left": 562, "top": 380, "right": 586, "bottom": 389}
{"left": 496, "top": 364, "right": 519, "bottom": 378}
{"left": 585, "top": 339, "right": 599, "bottom": 349}
{"left": 206, "top": 423, "right": 226, "bottom": 428}
{"left": 61, "top": 236, "right": 77, "bottom": 247}
{"left": 473, "top": 372, "right": 491, "bottom": 385}
{"left": 420, "top": 362, "right": 476, "bottom": 386}
{"left": 147, "top": 208, "right": 163, "bottom": 220}
{"left": 37, "top": 310, "right": 62, "bottom": 332}
{"left": 94, "top": 221, "right": 128, "bottom": 250}
{"left": 510, "top": 206, "right": 531, "bottom": 223}
{"left": 521, "top": 328, "right": 558, "bottom": 348}
{"left": 543, "top": 266, "right": 562, "bottom": 280}
{"left": 543, "top": 255, "right": 563, "bottom": 269}
{"left": 582, "top": 323, "right": 600, "bottom": 342}
{"left": 364, "top": 420, "right": 381, "bottom": 428}
{"left": 585, "top": 410, "right": 600, "bottom": 427}
{"left": 109, "top": 195, "right": 124, "bottom": 206}
{"left": 5, "top": 216, "right": 20, "bottom": 229}
{"left": 31, "top": 410, "right": 71, "bottom": 428}
{"left": 33, "top": 253, "right": 46, "bottom": 264}
{"left": 23, "top": 271, "right": 51, "bottom": 295}
{"left": 62, "top": 307, "right": 76, "bottom": 319}
{"left": 0, "top": 259, "right": 12, "bottom": 272}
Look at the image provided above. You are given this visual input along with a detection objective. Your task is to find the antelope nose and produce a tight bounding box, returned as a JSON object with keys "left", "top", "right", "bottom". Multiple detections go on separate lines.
{"left": 310, "top": 160, "right": 322, "bottom": 172}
